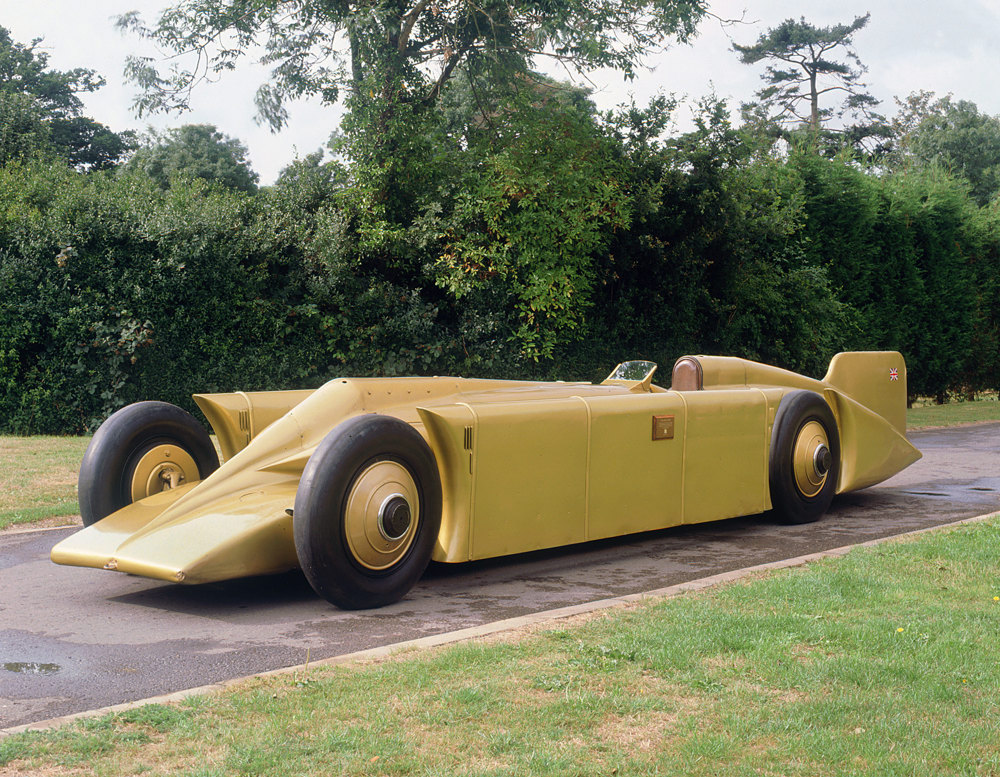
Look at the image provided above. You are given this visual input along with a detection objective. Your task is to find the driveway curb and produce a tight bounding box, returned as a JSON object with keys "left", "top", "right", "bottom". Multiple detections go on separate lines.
{"left": 4, "top": 507, "right": 997, "bottom": 738}
{"left": 0, "top": 523, "right": 80, "bottom": 537}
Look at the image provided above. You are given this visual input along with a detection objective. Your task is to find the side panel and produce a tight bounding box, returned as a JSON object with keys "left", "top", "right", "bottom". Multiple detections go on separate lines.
{"left": 585, "top": 393, "right": 686, "bottom": 540}
{"left": 417, "top": 405, "right": 476, "bottom": 563}
{"left": 469, "top": 399, "right": 589, "bottom": 560}
{"left": 680, "top": 389, "right": 770, "bottom": 523}
{"left": 433, "top": 389, "right": 775, "bottom": 561}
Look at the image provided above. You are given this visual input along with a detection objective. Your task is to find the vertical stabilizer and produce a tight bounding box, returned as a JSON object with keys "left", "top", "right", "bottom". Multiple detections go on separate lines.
{"left": 823, "top": 351, "right": 908, "bottom": 436}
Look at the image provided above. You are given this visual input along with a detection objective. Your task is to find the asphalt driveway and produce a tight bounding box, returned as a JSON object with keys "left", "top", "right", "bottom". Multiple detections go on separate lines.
{"left": 2, "top": 423, "right": 998, "bottom": 730}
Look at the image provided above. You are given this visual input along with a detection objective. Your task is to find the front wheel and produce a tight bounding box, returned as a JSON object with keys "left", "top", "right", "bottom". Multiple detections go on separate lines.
{"left": 293, "top": 415, "right": 442, "bottom": 609}
{"left": 78, "top": 401, "right": 220, "bottom": 527}
{"left": 768, "top": 391, "right": 840, "bottom": 525}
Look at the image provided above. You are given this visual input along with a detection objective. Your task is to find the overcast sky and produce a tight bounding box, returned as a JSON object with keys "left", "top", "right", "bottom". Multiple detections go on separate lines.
{"left": 5, "top": 1, "right": 1000, "bottom": 183}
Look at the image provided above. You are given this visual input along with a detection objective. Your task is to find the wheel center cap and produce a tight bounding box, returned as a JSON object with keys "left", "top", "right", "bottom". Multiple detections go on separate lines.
{"left": 813, "top": 444, "right": 832, "bottom": 477}
{"left": 378, "top": 495, "right": 412, "bottom": 541}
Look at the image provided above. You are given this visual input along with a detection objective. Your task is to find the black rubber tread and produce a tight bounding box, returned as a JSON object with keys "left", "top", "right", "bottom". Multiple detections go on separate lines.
{"left": 768, "top": 390, "right": 841, "bottom": 525}
{"left": 293, "top": 414, "right": 442, "bottom": 610}
{"left": 77, "top": 401, "right": 220, "bottom": 527}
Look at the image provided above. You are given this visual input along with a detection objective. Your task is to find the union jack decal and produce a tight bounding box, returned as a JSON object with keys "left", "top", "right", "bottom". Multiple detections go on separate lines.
{"left": 889, "top": 367, "right": 899, "bottom": 381}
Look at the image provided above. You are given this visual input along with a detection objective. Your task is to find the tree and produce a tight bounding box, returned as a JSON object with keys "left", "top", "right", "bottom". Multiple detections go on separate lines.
{"left": 118, "top": 0, "right": 707, "bottom": 292}
{"left": 890, "top": 92, "right": 1000, "bottom": 207}
{"left": 118, "top": 0, "right": 707, "bottom": 130}
{"left": 118, "top": 0, "right": 708, "bottom": 229}
{"left": 0, "top": 26, "right": 136, "bottom": 169}
{"left": 0, "top": 91, "right": 53, "bottom": 164}
{"left": 125, "top": 124, "right": 259, "bottom": 192}
{"left": 50, "top": 116, "right": 138, "bottom": 171}
{"left": 733, "top": 14, "right": 886, "bottom": 148}
{"left": 0, "top": 27, "right": 102, "bottom": 115}
{"left": 270, "top": 151, "right": 344, "bottom": 211}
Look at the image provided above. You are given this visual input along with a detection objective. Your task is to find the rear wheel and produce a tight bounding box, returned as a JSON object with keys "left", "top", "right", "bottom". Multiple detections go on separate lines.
{"left": 293, "top": 415, "right": 442, "bottom": 609}
{"left": 78, "top": 401, "right": 220, "bottom": 526}
{"left": 768, "top": 391, "right": 840, "bottom": 524}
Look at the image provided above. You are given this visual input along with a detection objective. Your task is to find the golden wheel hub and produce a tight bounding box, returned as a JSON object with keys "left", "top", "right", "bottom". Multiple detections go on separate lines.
{"left": 130, "top": 444, "right": 199, "bottom": 502}
{"left": 792, "top": 420, "right": 830, "bottom": 499}
{"left": 344, "top": 460, "right": 420, "bottom": 571}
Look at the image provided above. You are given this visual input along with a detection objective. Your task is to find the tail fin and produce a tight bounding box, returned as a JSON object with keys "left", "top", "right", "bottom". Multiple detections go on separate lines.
{"left": 823, "top": 351, "right": 908, "bottom": 436}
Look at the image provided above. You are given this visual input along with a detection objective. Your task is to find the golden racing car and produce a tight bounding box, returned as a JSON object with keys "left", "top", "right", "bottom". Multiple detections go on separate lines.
{"left": 53, "top": 352, "right": 920, "bottom": 609}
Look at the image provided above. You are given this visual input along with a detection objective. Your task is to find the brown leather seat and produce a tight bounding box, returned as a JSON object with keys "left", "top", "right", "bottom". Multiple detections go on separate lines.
{"left": 671, "top": 357, "right": 703, "bottom": 391}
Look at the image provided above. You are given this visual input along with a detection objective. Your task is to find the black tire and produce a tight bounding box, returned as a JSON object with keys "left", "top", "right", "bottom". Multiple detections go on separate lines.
{"left": 78, "top": 401, "right": 220, "bottom": 527}
{"left": 294, "top": 414, "right": 442, "bottom": 609}
{"left": 768, "top": 390, "right": 840, "bottom": 525}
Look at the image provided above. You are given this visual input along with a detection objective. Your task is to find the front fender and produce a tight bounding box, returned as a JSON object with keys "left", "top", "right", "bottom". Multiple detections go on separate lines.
{"left": 51, "top": 479, "right": 300, "bottom": 584}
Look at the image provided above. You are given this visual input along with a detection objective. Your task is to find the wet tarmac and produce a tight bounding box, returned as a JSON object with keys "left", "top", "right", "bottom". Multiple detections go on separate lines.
{"left": 1, "top": 423, "right": 998, "bottom": 730}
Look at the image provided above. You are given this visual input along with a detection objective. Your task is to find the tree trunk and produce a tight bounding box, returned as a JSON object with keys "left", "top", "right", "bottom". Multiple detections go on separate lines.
{"left": 809, "top": 68, "right": 819, "bottom": 134}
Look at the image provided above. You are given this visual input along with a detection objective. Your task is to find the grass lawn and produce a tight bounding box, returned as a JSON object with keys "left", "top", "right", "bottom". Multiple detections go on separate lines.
{"left": 907, "top": 396, "right": 1000, "bottom": 429}
{"left": 2, "top": 518, "right": 999, "bottom": 775}
{"left": 0, "top": 436, "right": 90, "bottom": 530}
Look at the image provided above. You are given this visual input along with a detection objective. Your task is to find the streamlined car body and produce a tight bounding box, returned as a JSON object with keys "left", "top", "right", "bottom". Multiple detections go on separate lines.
{"left": 52, "top": 352, "right": 921, "bottom": 608}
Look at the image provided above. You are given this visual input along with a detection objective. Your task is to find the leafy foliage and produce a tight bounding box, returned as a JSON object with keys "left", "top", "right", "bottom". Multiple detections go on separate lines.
{"left": 570, "top": 97, "right": 849, "bottom": 380}
{"left": 891, "top": 92, "right": 1000, "bottom": 206}
{"left": 791, "top": 151, "right": 979, "bottom": 399}
{"left": 0, "top": 26, "right": 103, "bottom": 116}
{"left": 124, "top": 124, "right": 259, "bottom": 192}
{"left": 0, "top": 26, "right": 136, "bottom": 169}
{"left": 118, "top": 0, "right": 707, "bottom": 129}
{"left": 0, "top": 91, "right": 54, "bottom": 165}
{"left": 437, "top": 78, "right": 630, "bottom": 359}
{"left": 0, "top": 162, "right": 310, "bottom": 432}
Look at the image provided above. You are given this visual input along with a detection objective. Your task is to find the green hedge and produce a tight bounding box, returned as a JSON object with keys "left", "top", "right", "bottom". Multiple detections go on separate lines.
{"left": 0, "top": 164, "right": 320, "bottom": 432}
{"left": 1, "top": 143, "right": 998, "bottom": 435}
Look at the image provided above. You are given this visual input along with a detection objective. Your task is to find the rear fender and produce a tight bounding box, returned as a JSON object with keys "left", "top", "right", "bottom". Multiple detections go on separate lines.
{"left": 824, "top": 389, "right": 921, "bottom": 493}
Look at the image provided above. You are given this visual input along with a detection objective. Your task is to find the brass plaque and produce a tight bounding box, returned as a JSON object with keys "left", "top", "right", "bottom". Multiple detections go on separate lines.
{"left": 652, "top": 415, "right": 674, "bottom": 441}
